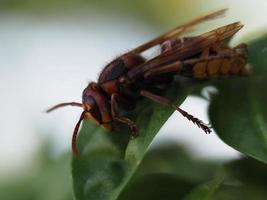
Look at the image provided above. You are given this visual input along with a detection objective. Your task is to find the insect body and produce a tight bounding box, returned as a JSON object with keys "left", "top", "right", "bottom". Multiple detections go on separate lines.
{"left": 47, "top": 9, "right": 248, "bottom": 154}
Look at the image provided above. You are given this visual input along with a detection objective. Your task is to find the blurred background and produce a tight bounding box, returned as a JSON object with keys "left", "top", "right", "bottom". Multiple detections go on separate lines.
{"left": 0, "top": 0, "right": 267, "bottom": 199}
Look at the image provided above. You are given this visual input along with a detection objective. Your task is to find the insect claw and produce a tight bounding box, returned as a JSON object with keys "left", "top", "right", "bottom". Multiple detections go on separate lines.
{"left": 131, "top": 132, "right": 139, "bottom": 139}
{"left": 130, "top": 125, "right": 138, "bottom": 138}
{"left": 202, "top": 123, "right": 212, "bottom": 134}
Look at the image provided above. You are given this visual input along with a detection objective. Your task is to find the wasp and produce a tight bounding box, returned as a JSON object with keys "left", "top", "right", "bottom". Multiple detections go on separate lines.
{"left": 47, "top": 9, "right": 248, "bottom": 155}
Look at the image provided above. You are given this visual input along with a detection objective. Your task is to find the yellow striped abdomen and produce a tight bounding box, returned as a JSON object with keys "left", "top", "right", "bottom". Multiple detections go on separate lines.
{"left": 193, "top": 55, "right": 247, "bottom": 79}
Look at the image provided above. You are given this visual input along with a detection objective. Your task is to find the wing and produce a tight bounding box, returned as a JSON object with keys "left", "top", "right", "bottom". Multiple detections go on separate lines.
{"left": 130, "top": 9, "right": 228, "bottom": 54}
{"left": 128, "top": 22, "right": 243, "bottom": 79}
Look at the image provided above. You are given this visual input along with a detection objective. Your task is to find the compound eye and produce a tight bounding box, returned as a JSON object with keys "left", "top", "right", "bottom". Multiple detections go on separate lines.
{"left": 82, "top": 89, "right": 88, "bottom": 100}
{"left": 86, "top": 96, "right": 95, "bottom": 106}
{"left": 82, "top": 95, "right": 94, "bottom": 110}
{"left": 82, "top": 88, "right": 94, "bottom": 106}
{"left": 82, "top": 94, "right": 102, "bottom": 124}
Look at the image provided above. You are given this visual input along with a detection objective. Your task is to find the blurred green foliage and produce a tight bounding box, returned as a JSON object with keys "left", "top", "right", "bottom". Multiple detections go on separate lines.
{"left": 0, "top": 0, "right": 221, "bottom": 27}
{"left": 0, "top": 143, "right": 72, "bottom": 200}
{"left": 98, "top": 143, "right": 267, "bottom": 200}
{"left": 2, "top": 140, "right": 267, "bottom": 200}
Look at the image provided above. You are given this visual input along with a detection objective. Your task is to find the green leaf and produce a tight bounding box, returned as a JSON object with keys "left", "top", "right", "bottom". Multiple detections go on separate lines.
{"left": 183, "top": 179, "right": 223, "bottom": 200}
{"left": 247, "top": 35, "right": 267, "bottom": 75}
{"left": 0, "top": 142, "right": 72, "bottom": 200}
{"left": 72, "top": 79, "right": 194, "bottom": 200}
{"left": 120, "top": 147, "right": 267, "bottom": 200}
{"left": 132, "top": 142, "right": 221, "bottom": 183}
{"left": 209, "top": 35, "right": 267, "bottom": 164}
{"left": 118, "top": 144, "right": 267, "bottom": 200}
{"left": 183, "top": 180, "right": 267, "bottom": 200}
{"left": 117, "top": 143, "right": 221, "bottom": 200}
{"left": 212, "top": 185, "right": 267, "bottom": 200}
{"left": 117, "top": 173, "right": 194, "bottom": 200}
{"left": 223, "top": 157, "right": 267, "bottom": 186}
{"left": 183, "top": 157, "right": 267, "bottom": 200}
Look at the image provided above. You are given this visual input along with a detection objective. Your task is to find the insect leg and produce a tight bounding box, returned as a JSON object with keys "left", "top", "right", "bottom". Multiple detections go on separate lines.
{"left": 140, "top": 90, "right": 211, "bottom": 134}
{"left": 111, "top": 93, "right": 138, "bottom": 138}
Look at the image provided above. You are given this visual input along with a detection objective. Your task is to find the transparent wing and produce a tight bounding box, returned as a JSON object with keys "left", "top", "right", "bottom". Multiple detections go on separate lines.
{"left": 128, "top": 22, "right": 243, "bottom": 79}
{"left": 130, "top": 9, "right": 228, "bottom": 54}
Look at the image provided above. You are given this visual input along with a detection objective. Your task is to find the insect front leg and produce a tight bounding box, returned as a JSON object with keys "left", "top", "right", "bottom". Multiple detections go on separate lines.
{"left": 140, "top": 90, "right": 211, "bottom": 134}
{"left": 111, "top": 93, "right": 138, "bottom": 138}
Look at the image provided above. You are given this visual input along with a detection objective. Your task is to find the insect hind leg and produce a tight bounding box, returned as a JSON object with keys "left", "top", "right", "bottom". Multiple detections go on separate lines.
{"left": 140, "top": 90, "right": 211, "bottom": 134}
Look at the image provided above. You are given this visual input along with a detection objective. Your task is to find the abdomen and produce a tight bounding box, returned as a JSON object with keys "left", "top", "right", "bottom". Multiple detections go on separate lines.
{"left": 180, "top": 43, "right": 248, "bottom": 79}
